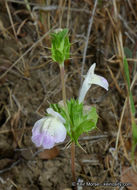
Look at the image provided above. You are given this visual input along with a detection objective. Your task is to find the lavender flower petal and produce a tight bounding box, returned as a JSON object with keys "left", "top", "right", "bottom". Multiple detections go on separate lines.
{"left": 32, "top": 118, "right": 46, "bottom": 135}
{"left": 31, "top": 133, "right": 44, "bottom": 147}
{"left": 31, "top": 111, "right": 67, "bottom": 149}
{"left": 42, "top": 133, "right": 55, "bottom": 149}
{"left": 90, "top": 74, "right": 109, "bottom": 91}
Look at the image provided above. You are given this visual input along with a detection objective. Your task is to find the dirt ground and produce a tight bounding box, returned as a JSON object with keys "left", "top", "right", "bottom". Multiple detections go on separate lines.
{"left": 0, "top": 0, "right": 137, "bottom": 190}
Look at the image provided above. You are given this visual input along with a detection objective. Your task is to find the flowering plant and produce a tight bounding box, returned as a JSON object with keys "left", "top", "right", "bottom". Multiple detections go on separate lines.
{"left": 32, "top": 62, "right": 108, "bottom": 148}
{"left": 31, "top": 29, "right": 109, "bottom": 182}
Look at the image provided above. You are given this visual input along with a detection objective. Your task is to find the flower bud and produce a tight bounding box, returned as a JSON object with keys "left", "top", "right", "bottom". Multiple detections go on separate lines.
{"left": 51, "top": 28, "right": 70, "bottom": 64}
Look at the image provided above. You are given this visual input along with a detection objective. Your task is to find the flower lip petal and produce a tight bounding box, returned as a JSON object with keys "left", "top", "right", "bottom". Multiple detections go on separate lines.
{"left": 42, "top": 133, "right": 55, "bottom": 149}
{"left": 90, "top": 74, "right": 109, "bottom": 91}
{"left": 100, "top": 76, "right": 109, "bottom": 91}
{"left": 32, "top": 118, "right": 46, "bottom": 135}
{"left": 47, "top": 108, "right": 66, "bottom": 123}
{"left": 78, "top": 63, "right": 109, "bottom": 103}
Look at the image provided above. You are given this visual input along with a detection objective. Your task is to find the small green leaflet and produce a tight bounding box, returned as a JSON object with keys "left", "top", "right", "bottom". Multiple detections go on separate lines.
{"left": 51, "top": 29, "right": 70, "bottom": 64}
{"left": 50, "top": 99, "right": 98, "bottom": 144}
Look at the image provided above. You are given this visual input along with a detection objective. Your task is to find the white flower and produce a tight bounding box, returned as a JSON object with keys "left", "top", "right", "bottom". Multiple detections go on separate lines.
{"left": 31, "top": 108, "right": 66, "bottom": 149}
{"left": 78, "top": 63, "right": 109, "bottom": 103}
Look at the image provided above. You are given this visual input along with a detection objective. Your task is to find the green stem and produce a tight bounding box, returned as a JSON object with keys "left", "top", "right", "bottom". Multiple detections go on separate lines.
{"left": 60, "top": 63, "right": 67, "bottom": 107}
{"left": 60, "top": 63, "right": 76, "bottom": 186}
{"left": 71, "top": 142, "right": 76, "bottom": 184}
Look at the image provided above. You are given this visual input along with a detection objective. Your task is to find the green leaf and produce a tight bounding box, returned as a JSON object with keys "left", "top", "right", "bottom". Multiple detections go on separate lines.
{"left": 132, "top": 120, "right": 137, "bottom": 143}
{"left": 66, "top": 99, "right": 84, "bottom": 128}
{"left": 124, "top": 47, "right": 132, "bottom": 58}
{"left": 73, "top": 119, "right": 96, "bottom": 143}
{"left": 66, "top": 99, "right": 98, "bottom": 143}
{"left": 123, "top": 56, "right": 137, "bottom": 161}
{"left": 123, "top": 57, "right": 131, "bottom": 87}
{"left": 87, "top": 107, "right": 98, "bottom": 124}
{"left": 50, "top": 29, "right": 70, "bottom": 64}
{"left": 131, "top": 120, "right": 137, "bottom": 161}
{"left": 51, "top": 49, "right": 64, "bottom": 63}
{"left": 50, "top": 99, "right": 98, "bottom": 144}
{"left": 123, "top": 57, "right": 135, "bottom": 115}
{"left": 73, "top": 106, "right": 98, "bottom": 143}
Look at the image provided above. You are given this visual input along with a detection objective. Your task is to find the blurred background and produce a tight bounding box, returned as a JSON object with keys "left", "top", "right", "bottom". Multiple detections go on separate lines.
{"left": 0, "top": 0, "right": 137, "bottom": 190}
